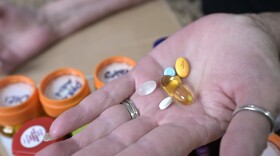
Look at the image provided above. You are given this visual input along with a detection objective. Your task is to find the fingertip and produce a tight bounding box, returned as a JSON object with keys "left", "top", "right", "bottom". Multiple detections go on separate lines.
{"left": 49, "top": 117, "right": 67, "bottom": 138}
{"left": 48, "top": 106, "right": 87, "bottom": 138}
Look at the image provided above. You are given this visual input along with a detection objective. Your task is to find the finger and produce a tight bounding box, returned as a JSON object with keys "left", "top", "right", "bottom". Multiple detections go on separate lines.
{"left": 37, "top": 104, "right": 132, "bottom": 156}
{"left": 116, "top": 124, "right": 197, "bottom": 156}
{"left": 0, "top": 6, "right": 3, "bottom": 17}
{"left": 73, "top": 117, "right": 157, "bottom": 156}
{"left": 49, "top": 74, "right": 135, "bottom": 138}
{"left": 220, "top": 109, "right": 273, "bottom": 156}
{"left": 73, "top": 104, "right": 132, "bottom": 147}
{"left": 0, "top": 46, "right": 18, "bottom": 74}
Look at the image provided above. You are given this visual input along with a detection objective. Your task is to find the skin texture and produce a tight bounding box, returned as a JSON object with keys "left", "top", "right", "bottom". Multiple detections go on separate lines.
{"left": 0, "top": 1, "right": 56, "bottom": 73}
{"left": 35, "top": 13, "right": 280, "bottom": 156}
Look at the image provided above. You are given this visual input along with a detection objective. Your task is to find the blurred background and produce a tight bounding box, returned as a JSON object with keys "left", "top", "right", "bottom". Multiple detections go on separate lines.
{"left": 9, "top": 0, "right": 204, "bottom": 26}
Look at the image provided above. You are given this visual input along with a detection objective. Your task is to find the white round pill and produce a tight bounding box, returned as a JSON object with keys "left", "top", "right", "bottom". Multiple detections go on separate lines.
{"left": 159, "top": 97, "right": 172, "bottom": 110}
{"left": 137, "top": 80, "right": 157, "bottom": 96}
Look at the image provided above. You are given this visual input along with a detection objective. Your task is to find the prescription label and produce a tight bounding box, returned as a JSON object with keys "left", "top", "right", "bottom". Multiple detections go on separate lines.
{"left": 20, "top": 125, "right": 46, "bottom": 148}
{"left": 98, "top": 63, "right": 132, "bottom": 84}
{"left": 44, "top": 75, "right": 83, "bottom": 100}
{"left": 0, "top": 83, "right": 34, "bottom": 107}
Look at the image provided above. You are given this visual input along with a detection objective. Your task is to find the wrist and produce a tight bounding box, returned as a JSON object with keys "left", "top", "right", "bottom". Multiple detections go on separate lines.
{"left": 39, "top": 0, "right": 150, "bottom": 38}
{"left": 38, "top": 4, "right": 67, "bottom": 39}
{"left": 245, "top": 13, "right": 280, "bottom": 55}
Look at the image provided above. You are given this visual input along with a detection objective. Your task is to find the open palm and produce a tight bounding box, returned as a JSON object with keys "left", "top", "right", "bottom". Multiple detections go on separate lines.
{"left": 37, "top": 14, "right": 280, "bottom": 156}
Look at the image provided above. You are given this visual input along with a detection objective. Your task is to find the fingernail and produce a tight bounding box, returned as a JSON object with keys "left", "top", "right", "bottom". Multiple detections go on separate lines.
{"left": 43, "top": 133, "right": 56, "bottom": 142}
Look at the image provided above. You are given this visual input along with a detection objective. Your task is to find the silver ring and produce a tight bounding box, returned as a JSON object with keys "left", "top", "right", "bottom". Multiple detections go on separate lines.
{"left": 233, "top": 105, "right": 276, "bottom": 133}
{"left": 121, "top": 99, "right": 139, "bottom": 119}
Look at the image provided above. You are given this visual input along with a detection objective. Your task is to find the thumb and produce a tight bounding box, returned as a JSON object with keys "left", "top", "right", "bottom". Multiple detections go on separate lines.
{"left": 220, "top": 104, "right": 276, "bottom": 156}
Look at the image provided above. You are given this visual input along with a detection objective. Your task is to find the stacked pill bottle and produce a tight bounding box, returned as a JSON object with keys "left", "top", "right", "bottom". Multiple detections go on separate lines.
{"left": 39, "top": 68, "right": 90, "bottom": 118}
{"left": 0, "top": 56, "right": 136, "bottom": 154}
{"left": 0, "top": 75, "right": 42, "bottom": 137}
{"left": 261, "top": 133, "right": 280, "bottom": 156}
{"left": 94, "top": 56, "right": 136, "bottom": 89}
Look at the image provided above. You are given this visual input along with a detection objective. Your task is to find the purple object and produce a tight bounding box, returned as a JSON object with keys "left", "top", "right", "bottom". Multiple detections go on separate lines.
{"left": 195, "top": 146, "right": 210, "bottom": 156}
{"left": 153, "top": 37, "right": 167, "bottom": 48}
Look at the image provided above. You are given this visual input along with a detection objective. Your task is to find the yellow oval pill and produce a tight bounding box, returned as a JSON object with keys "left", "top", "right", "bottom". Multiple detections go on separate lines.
{"left": 175, "top": 57, "right": 190, "bottom": 78}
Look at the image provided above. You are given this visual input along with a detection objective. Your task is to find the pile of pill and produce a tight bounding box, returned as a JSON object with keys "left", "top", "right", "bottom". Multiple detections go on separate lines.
{"left": 159, "top": 57, "right": 193, "bottom": 109}
{"left": 137, "top": 57, "right": 194, "bottom": 110}
{"left": 162, "top": 57, "right": 193, "bottom": 102}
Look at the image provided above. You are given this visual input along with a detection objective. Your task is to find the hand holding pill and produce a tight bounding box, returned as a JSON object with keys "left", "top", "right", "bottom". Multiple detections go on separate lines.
{"left": 37, "top": 14, "right": 280, "bottom": 156}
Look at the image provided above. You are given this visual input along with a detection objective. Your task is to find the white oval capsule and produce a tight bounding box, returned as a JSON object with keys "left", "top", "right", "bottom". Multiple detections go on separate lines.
{"left": 137, "top": 80, "right": 157, "bottom": 96}
{"left": 159, "top": 97, "right": 172, "bottom": 110}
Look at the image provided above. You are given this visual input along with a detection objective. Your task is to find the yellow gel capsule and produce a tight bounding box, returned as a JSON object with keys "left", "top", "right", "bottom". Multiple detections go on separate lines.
{"left": 175, "top": 57, "right": 190, "bottom": 78}
{"left": 161, "top": 75, "right": 181, "bottom": 96}
{"left": 161, "top": 75, "right": 194, "bottom": 105}
{"left": 173, "top": 84, "right": 194, "bottom": 105}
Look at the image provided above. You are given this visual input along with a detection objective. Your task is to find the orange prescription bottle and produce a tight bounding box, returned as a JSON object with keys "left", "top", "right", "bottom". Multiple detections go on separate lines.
{"left": 94, "top": 56, "right": 136, "bottom": 89}
{"left": 261, "top": 133, "right": 280, "bottom": 156}
{"left": 0, "top": 75, "right": 41, "bottom": 137}
{"left": 39, "top": 68, "right": 90, "bottom": 118}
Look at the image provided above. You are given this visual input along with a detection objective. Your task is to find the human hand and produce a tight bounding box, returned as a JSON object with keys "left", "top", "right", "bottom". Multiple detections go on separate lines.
{"left": 0, "top": 0, "right": 150, "bottom": 74}
{"left": 37, "top": 14, "right": 280, "bottom": 156}
{"left": 0, "top": 1, "right": 57, "bottom": 74}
